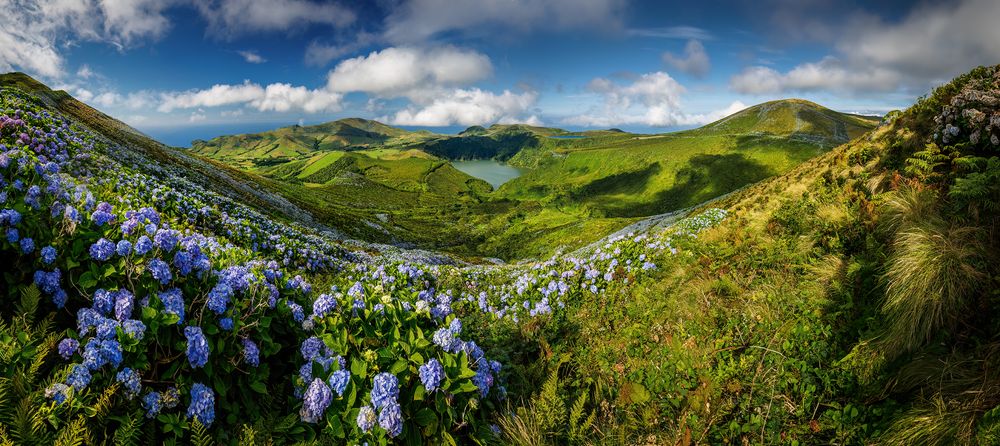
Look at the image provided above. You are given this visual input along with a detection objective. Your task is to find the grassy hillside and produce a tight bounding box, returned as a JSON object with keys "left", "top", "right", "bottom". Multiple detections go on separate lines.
{"left": 189, "top": 99, "right": 877, "bottom": 259}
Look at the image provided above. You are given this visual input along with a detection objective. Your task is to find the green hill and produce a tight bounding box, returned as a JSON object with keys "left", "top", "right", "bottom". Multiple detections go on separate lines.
{"left": 688, "top": 98, "right": 878, "bottom": 143}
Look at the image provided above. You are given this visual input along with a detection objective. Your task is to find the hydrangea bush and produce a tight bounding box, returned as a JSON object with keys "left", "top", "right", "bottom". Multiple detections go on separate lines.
{"left": 0, "top": 86, "right": 728, "bottom": 443}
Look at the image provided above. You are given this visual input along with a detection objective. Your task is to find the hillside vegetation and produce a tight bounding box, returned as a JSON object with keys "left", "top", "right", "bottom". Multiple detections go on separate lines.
{"left": 190, "top": 97, "right": 876, "bottom": 259}
{"left": 1, "top": 65, "right": 995, "bottom": 446}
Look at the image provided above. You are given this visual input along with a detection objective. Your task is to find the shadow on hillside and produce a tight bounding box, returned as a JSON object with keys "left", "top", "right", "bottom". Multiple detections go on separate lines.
{"left": 607, "top": 153, "right": 774, "bottom": 217}
{"left": 572, "top": 162, "right": 662, "bottom": 199}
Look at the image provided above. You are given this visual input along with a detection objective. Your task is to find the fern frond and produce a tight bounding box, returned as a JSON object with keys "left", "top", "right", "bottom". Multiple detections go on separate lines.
{"left": 111, "top": 410, "right": 143, "bottom": 446}
{"left": 10, "top": 397, "right": 45, "bottom": 444}
{"left": 88, "top": 382, "right": 119, "bottom": 422}
{"left": 190, "top": 420, "right": 215, "bottom": 446}
{"left": 53, "top": 416, "right": 87, "bottom": 446}
{"left": 239, "top": 424, "right": 257, "bottom": 446}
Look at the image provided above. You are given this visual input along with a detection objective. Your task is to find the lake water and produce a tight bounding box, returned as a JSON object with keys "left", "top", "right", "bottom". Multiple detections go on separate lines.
{"left": 451, "top": 159, "right": 524, "bottom": 188}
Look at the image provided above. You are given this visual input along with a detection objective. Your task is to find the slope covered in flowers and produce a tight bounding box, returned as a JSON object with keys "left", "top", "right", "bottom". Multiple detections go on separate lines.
{"left": 0, "top": 84, "right": 728, "bottom": 444}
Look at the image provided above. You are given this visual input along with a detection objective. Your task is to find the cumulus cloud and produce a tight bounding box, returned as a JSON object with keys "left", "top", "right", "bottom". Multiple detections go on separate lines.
{"left": 326, "top": 46, "right": 492, "bottom": 97}
{"left": 304, "top": 33, "right": 377, "bottom": 67}
{"left": 158, "top": 80, "right": 341, "bottom": 114}
{"left": 662, "top": 40, "right": 710, "bottom": 78}
{"left": 732, "top": 0, "right": 1000, "bottom": 95}
{"left": 389, "top": 88, "right": 538, "bottom": 127}
{"left": 189, "top": 109, "right": 207, "bottom": 123}
{"left": 566, "top": 72, "right": 746, "bottom": 127}
{"left": 237, "top": 50, "right": 266, "bottom": 64}
{"left": 194, "top": 0, "right": 355, "bottom": 38}
{"left": 0, "top": 0, "right": 169, "bottom": 78}
{"left": 383, "top": 0, "right": 625, "bottom": 43}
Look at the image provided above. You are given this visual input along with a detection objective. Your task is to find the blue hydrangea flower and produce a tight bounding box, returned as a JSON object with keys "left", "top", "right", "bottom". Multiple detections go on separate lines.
{"left": 153, "top": 229, "right": 178, "bottom": 251}
{"left": 58, "top": 338, "right": 79, "bottom": 360}
{"left": 116, "top": 367, "right": 141, "bottom": 399}
{"left": 40, "top": 246, "right": 56, "bottom": 264}
{"left": 148, "top": 259, "right": 172, "bottom": 285}
{"left": 378, "top": 401, "right": 404, "bottom": 438}
{"left": 187, "top": 383, "right": 215, "bottom": 426}
{"left": 184, "top": 326, "right": 209, "bottom": 368}
{"left": 52, "top": 289, "right": 67, "bottom": 308}
{"left": 357, "top": 405, "right": 376, "bottom": 432}
{"left": 123, "top": 319, "right": 146, "bottom": 340}
{"left": 143, "top": 391, "right": 162, "bottom": 418}
{"left": 328, "top": 369, "right": 350, "bottom": 397}
{"left": 134, "top": 235, "right": 152, "bottom": 255}
{"left": 300, "top": 337, "right": 323, "bottom": 361}
{"left": 90, "top": 209, "right": 114, "bottom": 226}
{"left": 449, "top": 318, "right": 462, "bottom": 334}
{"left": 300, "top": 378, "right": 332, "bottom": 423}
{"left": 6, "top": 228, "right": 18, "bottom": 243}
{"left": 432, "top": 327, "right": 456, "bottom": 353}
{"left": 312, "top": 293, "right": 337, "bottom": 319}
{"left": 241, "top": 338, "right": 259, "bottom": 367}
{"left": 93, "top": 288, "right": 113, "bottom": 315}
{"left": 419, "top": 358, "right": 444, "bottom": 392}
{"left": 370, "top": 372, "right": 399, "bottom": 409}
{"left": 89, "top": 238, "right": 114, "bottom": 261}
{"left": 33, "top": 269, "right": 61, "bottom": 294}
{"left": 114, "top": 290, "right": 134, "bottom": 321}
{"left": 288, "top": 301, "right": 304, "bottom": 322}
{"left": 66, "top": 364, "right": 91, "bottom": 390}
{"left": 19, "top": 237, "right": 34, "bottom": 253}
{"left": 116, "top": 239, "right": 132, "bottom": 257}
{"left": 219, "top": 317, "right": 233, "bottom": 331}
{"left": 46, "top": 383, "right": 71, "bottom": 405}
{"left": 206, "top": 282, "right": 232, "bottom": 314}
{"left": 473, "top": 367, "right": 494, "bottom": 397}
{"left": 160, "top": 288, "right": 184, "bottom": 324}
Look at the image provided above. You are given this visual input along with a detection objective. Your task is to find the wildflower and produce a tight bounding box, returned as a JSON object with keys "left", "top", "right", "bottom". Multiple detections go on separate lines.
{"left": 57, "top": 338, "right": 79, "bottom": 360}
{"left": 114, "top": 289, "right": 134, "bottom": 321}
{"left": 134, "top": 235, "right": 152, "bottom": 255}
{"left": 357, "top": 405, "right": 376, "bottom": 432}
{"left": 325, "top": 369, "right": 349, "bottom": 397}
{"left": 378, "top": 401, "right": 404, "bottom": 437}
{"left": 419, "top": 358, "right": 444, "bottom": 392}
{"left": 143, "top": 392, "right": 162, "bottom": 418}
{"left": 116, "top": 368, "right": 141, "bottom": 399}
{"left": 432, "top": 327, "right": 456, "bottom": 352}
{"left": 89, "top": 238, "right": 114, "bottom": 261}
{"left": 123, "top": 320, "right": 146, "bottom": 340}
{"left": 370, "top": 372, "right": 399, "bottom": 409}
{"left": 19, "top": 237, "right": 34, "bottom": 253}
{"left": 40, "top": 246, "right": 56, "bottom": 264}
{"left": 160, "top": 288, "right": 185, "bottom": 324}
{"left": 148, "top": 259, "right": 171, "bottom": 284}
{"left": 187, "top": 383, "right": 215, "bottom": 426}
{"left": 184, "top": 326, "right": 209, "bottom": 368}
{"left": 242, "top": 339, "right": 259, "bottom": 367}
{"left": 300, "top": 378, "right": 333, "bottom": 423}
{"left": 206, "top": 282, "right": 231, "bottom": 314}
{"left": 46, "top": 383, "right": 71, "bottom": 405}
{"left": 116, "top": 239, "right": 132, "bottom": 257}
{"left": 66, "top": 364, "right": 91, "bottom": 390}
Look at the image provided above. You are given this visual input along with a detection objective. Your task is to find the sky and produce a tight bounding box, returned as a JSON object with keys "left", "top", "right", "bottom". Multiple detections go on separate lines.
{"left": 2, "top": 0, "right": 999, "bottom": 146}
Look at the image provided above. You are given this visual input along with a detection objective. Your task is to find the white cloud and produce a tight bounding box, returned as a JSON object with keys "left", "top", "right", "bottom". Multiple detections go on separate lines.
{"left": 390, "top": 89, "right": 538, "bottom": 127}
{"left": 158, "top": 80, "right": 341, "bottom": 114}
{"left": 237, "top": 50, "right": 266, "bottom": 64}
{"left": 189, "top": 109, "right": 206, "bottom": 122}
{"left": 498, "top": 115, "right": 544, "bottom": 126}
{"left": 326, "top": 46, "right": 492, "bottom": 97}
{"left": 383, "top": 0, "right": 625, "bottom": 43}
{"left": 732, "top": 0, "right": 1000, "bottom": 95}
{"left": 77, "top": 65, "right": 96, "bottom": 79}
{"left": 195, "top": 0, "right": 355, "bottom": 38}
{"left": 662, "top": 40, "right": 710, "bottom": 78}
{"left": 730, "top": 57, "right": 902, "bottom": 95}
{"left": 0, "top": 0, "right": 172, "bottom": 78}
{"left": 566, "top": 72, "right": 746, "bottom": 127}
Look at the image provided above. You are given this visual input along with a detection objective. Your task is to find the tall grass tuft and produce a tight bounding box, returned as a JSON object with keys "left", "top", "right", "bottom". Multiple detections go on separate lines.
{"left": 880, "top": 222, "right": 985, "bottom": 355}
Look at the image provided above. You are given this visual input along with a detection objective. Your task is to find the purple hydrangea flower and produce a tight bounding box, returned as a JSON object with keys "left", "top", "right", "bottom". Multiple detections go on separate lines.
{"left": 160, "top": 288, "right": 184, "bottom": 324}
{"left": 300, "top": 378, "right": 332, "bottom": 423}
{"left": 419, "top": 358, "right": 444, "bottom": 392}
{"left": 89, "top": 238, "right": 114, "bottom": 261}
{"left": 328, "top": 369, "right": 350, "bottom": 396}
{"left": 370, "top": 372, "right": 399, "bottom": 409}
{"left": 57, "top": 338, "right": 79, "bottom": 360}
{"left": 241, "top": 338, "right": 259, "bottom": 367}
{"left": 148, "top": 259, "right": 171, "bottom": 284}
{"left": 357, "top": 405, "right": 376, "bottom": 432}
{"left": 378, "top": 401, "right": 404, "bottom": 437}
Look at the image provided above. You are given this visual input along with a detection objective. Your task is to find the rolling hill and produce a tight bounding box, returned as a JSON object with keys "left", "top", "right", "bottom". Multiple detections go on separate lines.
{"left": 2, "top": 65, "right": 997, "bottom": 445}
{"left": 188, "top": 97, "right": 879, "bottom": 259}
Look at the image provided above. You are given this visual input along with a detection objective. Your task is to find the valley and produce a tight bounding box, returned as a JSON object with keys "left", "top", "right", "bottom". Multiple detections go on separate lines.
{"left": 188, "top": 100, "right": 877, "bottom": 259}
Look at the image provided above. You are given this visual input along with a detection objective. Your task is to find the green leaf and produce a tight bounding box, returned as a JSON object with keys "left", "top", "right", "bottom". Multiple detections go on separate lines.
{"left": 250, "top": 381, "right": 267, "bottom": 394}
{"left": 414, "top": 408, "right": 436, "bottom": 427}
{"left": 351, "top": 357, "right": 368, "bottom": 379}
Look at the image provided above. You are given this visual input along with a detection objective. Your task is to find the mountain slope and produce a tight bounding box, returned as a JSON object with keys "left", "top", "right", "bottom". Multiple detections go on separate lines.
{"left": 688, "top": 98, "right": 879, "bottom": 144}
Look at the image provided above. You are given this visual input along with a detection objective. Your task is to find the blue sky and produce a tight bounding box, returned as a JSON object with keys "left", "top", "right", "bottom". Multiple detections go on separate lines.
{"left": 3, "top": 0, "right": 998, "bottom": 146}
